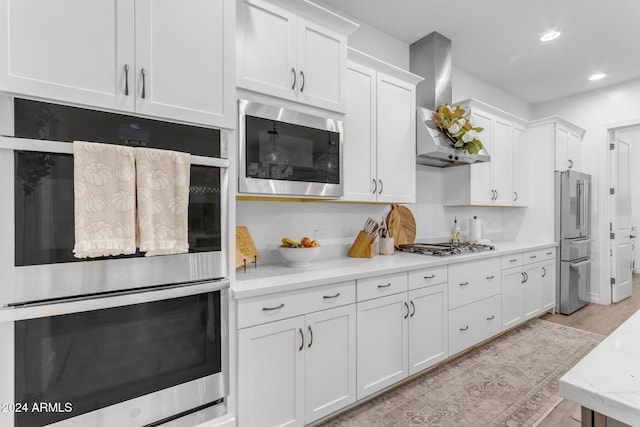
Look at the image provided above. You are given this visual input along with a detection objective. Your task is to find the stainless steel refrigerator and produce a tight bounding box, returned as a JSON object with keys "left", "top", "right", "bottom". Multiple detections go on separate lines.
{"left": 555, "top": 170, "right": 592, "bottom": 314}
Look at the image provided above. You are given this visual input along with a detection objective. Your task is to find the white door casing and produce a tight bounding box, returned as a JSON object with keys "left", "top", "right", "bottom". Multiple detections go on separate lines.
{"left": 610, "top": 131, "right": 633, "bottom": 303}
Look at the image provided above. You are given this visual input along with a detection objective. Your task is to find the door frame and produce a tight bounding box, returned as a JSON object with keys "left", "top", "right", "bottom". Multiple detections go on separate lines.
{"left": 597, "top": 119, "right": 640, "bottom": 304}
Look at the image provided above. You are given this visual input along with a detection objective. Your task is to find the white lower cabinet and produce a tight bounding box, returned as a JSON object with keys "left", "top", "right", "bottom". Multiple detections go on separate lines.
{"left": 449, "top": 294, "right": 502, "bottom": 356}
{"left": 238, "top": 282, "right": 356, "bottom": 427}
{"left": 540, "top": 259, "right": 556, "bottom": 312}
{"left": 408, "top": 284, "right": 448, "bottom": 375}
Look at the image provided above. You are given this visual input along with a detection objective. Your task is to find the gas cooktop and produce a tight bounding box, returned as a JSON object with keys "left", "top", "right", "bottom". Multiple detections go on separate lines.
{"left": 396, "top": 241, "right": 495, "bottom": 256}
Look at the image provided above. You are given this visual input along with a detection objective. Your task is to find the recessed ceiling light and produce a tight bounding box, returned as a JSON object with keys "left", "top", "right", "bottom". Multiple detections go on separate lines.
{"left": 589, "top": 73, "right": 607, "bottom": 81}
{"left": 540, "top": 31, "right": 561, "bottom": 42}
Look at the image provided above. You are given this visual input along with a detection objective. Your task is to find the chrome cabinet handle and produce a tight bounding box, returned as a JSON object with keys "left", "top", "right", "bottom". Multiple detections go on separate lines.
{"left": 490, "top": 190, "right": 496, "bottom": 200}
{"left": 542, "top": 267, "right": 547, "bottom": 277}
{"left": 262, "top": 303, "right": 284, "bottom": 311}
{"left": 568, "top": 159, "right": 574, "bottom": 169}
{"left": 378, "top": 283, "right": 391, "bottom": 289}
{"left": 530, "top": 255, "right": 537, "bottom": 259}
{"left": 140, "top": 68, "right": 146, "bottom": 99}
{"left": 495, "top": 190, "right": 499, "bottom": 200}
{"left": 323, "top": 293, "right": 340, "bottom": 299}
{"left": 486, "top": 275, "right": 495, "bottom": 280}
{"left": 424, "top": 275, "right": 435, "bottom": 279}
{"left": 291, "top": 68, "right": 297, "bottom": 90}
{"left": 460, "top": 325, "right": 469, "bottom": 331}
{"left": 378, "top": 179, "right": 383, "bottom": 194}
{"left": 299, "top": 328, "right": 304, "bottom": 351}
{"left": 372, "top": 179, "right": 377, "bottom": 194}
{"left": 410, "top": 300, "right": 416, "bottom": 317}
{"left": 404, "top": 301, "right": 409, "bottom": 319}
{"left": 510, "top": 258, "right": 517, "bottom": 263}
{"left": 459, "top": 282, "right": 469, "bottom": 286}
{"left": 524, "top": 272, "right": 529, "bottom": 282}
{"left": 546, "top": 252, "right": 553, "bottom": 256}
{"left": 124, "top": 64, "right": 129, "bottom": 96}
{"left": 521, "top": 272, "right": 526, "bottom": 283}
{"left": 300, "top": 70, "right": 305, "bottom": 92}
{"left": 307, "top": 325, "right": 313, "bottom": 348}
{"left": 513, "top": 191, "right": 518, "bottom": 202}
{"left": 486, "top": 315, "right": 495, "bottom": 320}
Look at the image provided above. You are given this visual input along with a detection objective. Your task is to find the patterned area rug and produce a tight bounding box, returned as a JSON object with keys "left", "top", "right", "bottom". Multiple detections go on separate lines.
{"left": 320, "top": 319, "right": 603, "bottom": 427}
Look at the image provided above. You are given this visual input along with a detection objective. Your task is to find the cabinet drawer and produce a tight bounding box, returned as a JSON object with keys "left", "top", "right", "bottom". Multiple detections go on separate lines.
{"left": 408, "top": 266, "right": 448, "bottom": 290}
{"left": 501, "top": 253, "right": 523, "bottom": 269}
{"left": 524, "top": 247, "right": 556, "bottom": 265}
{"left": 448, "top": 258, "right": 501, "bottom": 309}
{"left": 238, "top": 281, "right": 356, "bottom": 329}
{"left": 357, "top": 273, "right": 408, "bottom": 302}
{"left": 449, "top": 294, "right": 502, "bottom": 356}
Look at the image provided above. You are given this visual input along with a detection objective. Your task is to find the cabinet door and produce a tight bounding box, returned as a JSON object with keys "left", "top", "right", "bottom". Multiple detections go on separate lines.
{"left": 356, "top": 292, "right": 408, "bottom": 399}
{"left": 135, "top": 0, "right": 234, "bottom": 127}
{"left": 512, "top": 125, "right": 528, "bottom": 206}
{"left": 297, "top": 18, "right": 346, "bottom": 112}
{"left": 501, "top": 268, "right": 524, "bottom": 330}
{"left": 304, "top": 305, "right": 356, "bottom": 424}
{"left": 376, "top": 72, "right": 416, "bottom": 203}
{"left": 469, "top": 110, "right": 493, "bottom": 204}
{"left": 343, "top": 63, "right": 377, "bottom": 202}
{"left": 237, "top": 0, "right": 297, "bottom": 102}
{"left": 523, "top": 264, "right": 542, "bottom": 319}
{"left": 239, "top": 317, "right": 305, "bottom": 427}
{"left": 567, "top": 131, "right": 581, "bottom": 171}
{"left": 491, "top": 117, "right": 513, "bottom": 206}
{"left": 0, "top": 0, "right": 134, "bottom": 111}
{"left": 539, "top": 260, "right": 556, "bottom": 312}
{"left": 555, "top": 126, "right": 570, "bottom": 170}
{"left": 408, "top": 285, "right": 448, "bottom": 376}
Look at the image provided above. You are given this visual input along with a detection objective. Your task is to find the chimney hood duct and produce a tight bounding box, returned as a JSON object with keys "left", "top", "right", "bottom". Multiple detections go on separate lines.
{"left": 410, "top": 32, "right": 490, "bottom": 167}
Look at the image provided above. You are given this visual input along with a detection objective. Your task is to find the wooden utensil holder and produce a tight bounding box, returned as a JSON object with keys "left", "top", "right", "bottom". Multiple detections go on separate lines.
{"left": 348, "top": 231, "right": 375, "bottom": 258}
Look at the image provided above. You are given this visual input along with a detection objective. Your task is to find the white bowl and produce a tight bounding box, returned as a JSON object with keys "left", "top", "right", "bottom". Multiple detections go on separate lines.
{"left": 279, "top": 246, "right": 320, "bottom": 267}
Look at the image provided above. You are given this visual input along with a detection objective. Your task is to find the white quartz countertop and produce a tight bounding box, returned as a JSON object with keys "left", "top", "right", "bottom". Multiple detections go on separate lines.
{"left": 560, "top": 309, "right": 640, "bottom": 426}
{"left": 232, "top": 240, "right": 556, "bottom": 299}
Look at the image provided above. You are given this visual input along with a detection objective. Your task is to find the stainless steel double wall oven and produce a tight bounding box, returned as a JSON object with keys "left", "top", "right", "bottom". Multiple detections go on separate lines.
{"left": 0, "top": 98, "right": 230, "bottom": 427}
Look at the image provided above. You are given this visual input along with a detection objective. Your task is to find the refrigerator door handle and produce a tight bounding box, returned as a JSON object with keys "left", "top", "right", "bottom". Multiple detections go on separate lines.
{"left": 570, "top": 259, "right": 592, "bottom": 268}
{"left": 569, "top": 238, "right": 592, "bottom": 244}
{"left": 576, "top": 180, "right": 583, "bottom": 228}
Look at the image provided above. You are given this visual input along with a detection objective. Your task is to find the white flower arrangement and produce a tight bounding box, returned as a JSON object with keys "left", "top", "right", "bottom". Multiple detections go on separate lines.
{"left": 432, "top": 104, "right": 484, "bottom": 155}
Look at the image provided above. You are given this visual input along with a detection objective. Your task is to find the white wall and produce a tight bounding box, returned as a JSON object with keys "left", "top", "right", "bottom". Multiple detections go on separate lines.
{"left": 534, "top": 78, "right": 640, "bottom": 303}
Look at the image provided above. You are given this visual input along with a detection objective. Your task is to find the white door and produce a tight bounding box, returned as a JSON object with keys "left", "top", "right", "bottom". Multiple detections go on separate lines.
{"left": 567, "top": 131, "right": 582, "bottom": 171}
{"left": 469, "top": 110, "right": 493, "bottom": 204}
{"left": 611, "top": 131, "right": 633, "bottom": 302}
{"left": 491, "top": 117, "right": 513, "bottom": 206}
{"left": 237, "top": 0, "right": 297, "bottom": 101}
{"left": 304, "top": 305, "right": 356, "bottom": 424}
{"left": 135, "top": 0, "right": 234, "bottom": 127}
{"left": 297, "top": 18, "right": 346, "bottom": 112}
{"left": 512, "top": 125, "right": 528, "bottom": 206}
{"left": 501, "top": 268, "right": 523, "bottom": 329}
{"left": 0, "top": 0, "right": 135, "bottom": 111}
{"left": 522, "top": 264, "right": 541, "bottom": 319}
{"left": 356, "top": 292, "right": 408, "bottom": 399}
{"left": 556, "top": 126, "right": 569, "bottom": 170}
{"left": 408, "top": 284, "right": 448, "bottom": 375}
{"left": 540, "top": 260, "right": 556, "bottom": 311}
{"left": 238, "top": 317, "right": 305, "bottom": 427}
{"left": 343, "top": 63, "right": 377, "bottom": 202}
{"left": 375, "top": 72, "right": 415, "bottom": 203}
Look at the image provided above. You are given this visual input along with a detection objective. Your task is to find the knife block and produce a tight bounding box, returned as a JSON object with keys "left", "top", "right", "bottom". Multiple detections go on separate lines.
{"left": 348, "top": 231, "right": 375, "bottom": 258}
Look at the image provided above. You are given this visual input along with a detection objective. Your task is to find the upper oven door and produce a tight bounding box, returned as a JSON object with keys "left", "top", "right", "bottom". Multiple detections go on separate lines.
{"left": 238, "top": 99, "right": 343, "bottom": 198}
{"left": 0, "top": 136, "right": 228, "bottom": 306}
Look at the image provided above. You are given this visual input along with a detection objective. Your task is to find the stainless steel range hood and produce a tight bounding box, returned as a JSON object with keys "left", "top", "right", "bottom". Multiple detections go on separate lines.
{"left": 410, "top": 32, "right": 490, "bottom": 167}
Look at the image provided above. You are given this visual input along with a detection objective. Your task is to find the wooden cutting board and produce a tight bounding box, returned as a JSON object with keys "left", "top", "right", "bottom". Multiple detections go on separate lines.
{"left": 386, "top": 204, "right": 416, "bottom": 247}
{"left": 236, "top": 226, "right": 259, "bottom": 269}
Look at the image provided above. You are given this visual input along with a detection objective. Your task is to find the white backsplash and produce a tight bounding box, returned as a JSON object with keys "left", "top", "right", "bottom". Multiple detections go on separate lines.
{"left": 237, "top": 164, "right": 526, "bottom": 267}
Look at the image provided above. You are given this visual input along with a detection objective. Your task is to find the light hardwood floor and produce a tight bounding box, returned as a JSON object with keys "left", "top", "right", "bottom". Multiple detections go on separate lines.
{"left": 536, "top": 275, "right": 640, "bottom": 427}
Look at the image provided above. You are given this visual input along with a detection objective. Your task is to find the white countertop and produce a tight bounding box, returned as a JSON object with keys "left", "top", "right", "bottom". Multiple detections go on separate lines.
{"left": 232, "top": 240, "right": 556, "bottom": 299}
{"left": 560, "top": 309, "right": 640, "bottom": 426}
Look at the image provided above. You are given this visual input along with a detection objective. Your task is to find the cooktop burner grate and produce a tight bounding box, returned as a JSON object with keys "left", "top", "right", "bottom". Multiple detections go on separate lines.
{"left": 396, "top": 241, "right": 495, "bottom": 256}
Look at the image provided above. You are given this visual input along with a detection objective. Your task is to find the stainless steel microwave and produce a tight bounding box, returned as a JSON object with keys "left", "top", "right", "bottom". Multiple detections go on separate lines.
{"left": 238, "top": 99, "right": 344, "bottom": 198}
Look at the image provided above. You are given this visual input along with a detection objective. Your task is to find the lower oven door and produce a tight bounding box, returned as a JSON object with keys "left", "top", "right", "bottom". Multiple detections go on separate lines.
{"left": 0, "top": 280, "right": 229, "bottom": 427}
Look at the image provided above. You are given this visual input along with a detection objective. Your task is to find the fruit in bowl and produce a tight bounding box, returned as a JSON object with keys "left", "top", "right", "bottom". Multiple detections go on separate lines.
{"left": 279, "top": 237, "right": 320, "bottom": 267}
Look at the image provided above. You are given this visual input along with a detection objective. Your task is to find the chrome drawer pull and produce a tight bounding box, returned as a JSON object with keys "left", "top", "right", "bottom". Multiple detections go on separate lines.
{"left": 460, "top": 326, "right": 469, "bottom": 331}
{"left": 546, "top": 252, "right": 553, "bottom": 256}
{"left": 378, "top": 283, "right": 392, "bottom": 288}
{"left": 530, "top": 255, "right": 537, "bottom": 259}
{"left": 486, "top": 275, "right": 495, "bottom": 280}
{"left": 459, "top": 282, "right": 469, "bottom": 286}
{"left": 262, "top": 303, "right": 284, "bottom": 311}
{"left": 486, "top": 315, "right": 495, "bottom": 320}
{"left": 424, "top": 275, "right": 435, "bottom": 279}
{"left": 510, "top": 258, "right": 517, "bottom": 262}
{"left": 323, "top": 293, "right": 341, "bottom": 299}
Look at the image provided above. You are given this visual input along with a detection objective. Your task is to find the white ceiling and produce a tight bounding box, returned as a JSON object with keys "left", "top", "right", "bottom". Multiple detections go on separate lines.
{"left": 316, "top": 0, "right": 640, "bottom": 105}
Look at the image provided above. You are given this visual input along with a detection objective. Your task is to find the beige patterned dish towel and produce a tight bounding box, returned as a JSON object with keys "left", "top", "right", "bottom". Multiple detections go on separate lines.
{"left": 136, "top": 147, "right": 191, "bottom": 256}
{"left": 73, "top": 141, "right": 137, "bottom": 258}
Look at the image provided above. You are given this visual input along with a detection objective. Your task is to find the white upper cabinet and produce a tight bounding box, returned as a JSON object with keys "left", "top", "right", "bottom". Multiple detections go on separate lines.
{"left": 237, "top": 0, "right": 357, "bottom": 113}
{"left": 344, "top": 49, "right": 422, "bottom": 203}
{"left": 0, "top": 0, "right": 235, "bottom": 128}
{"left": 444, "top": 99, "right": 528, "bottom": 207}
{"left": 530, "top": 117, "right": 585, "bottom": 172}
